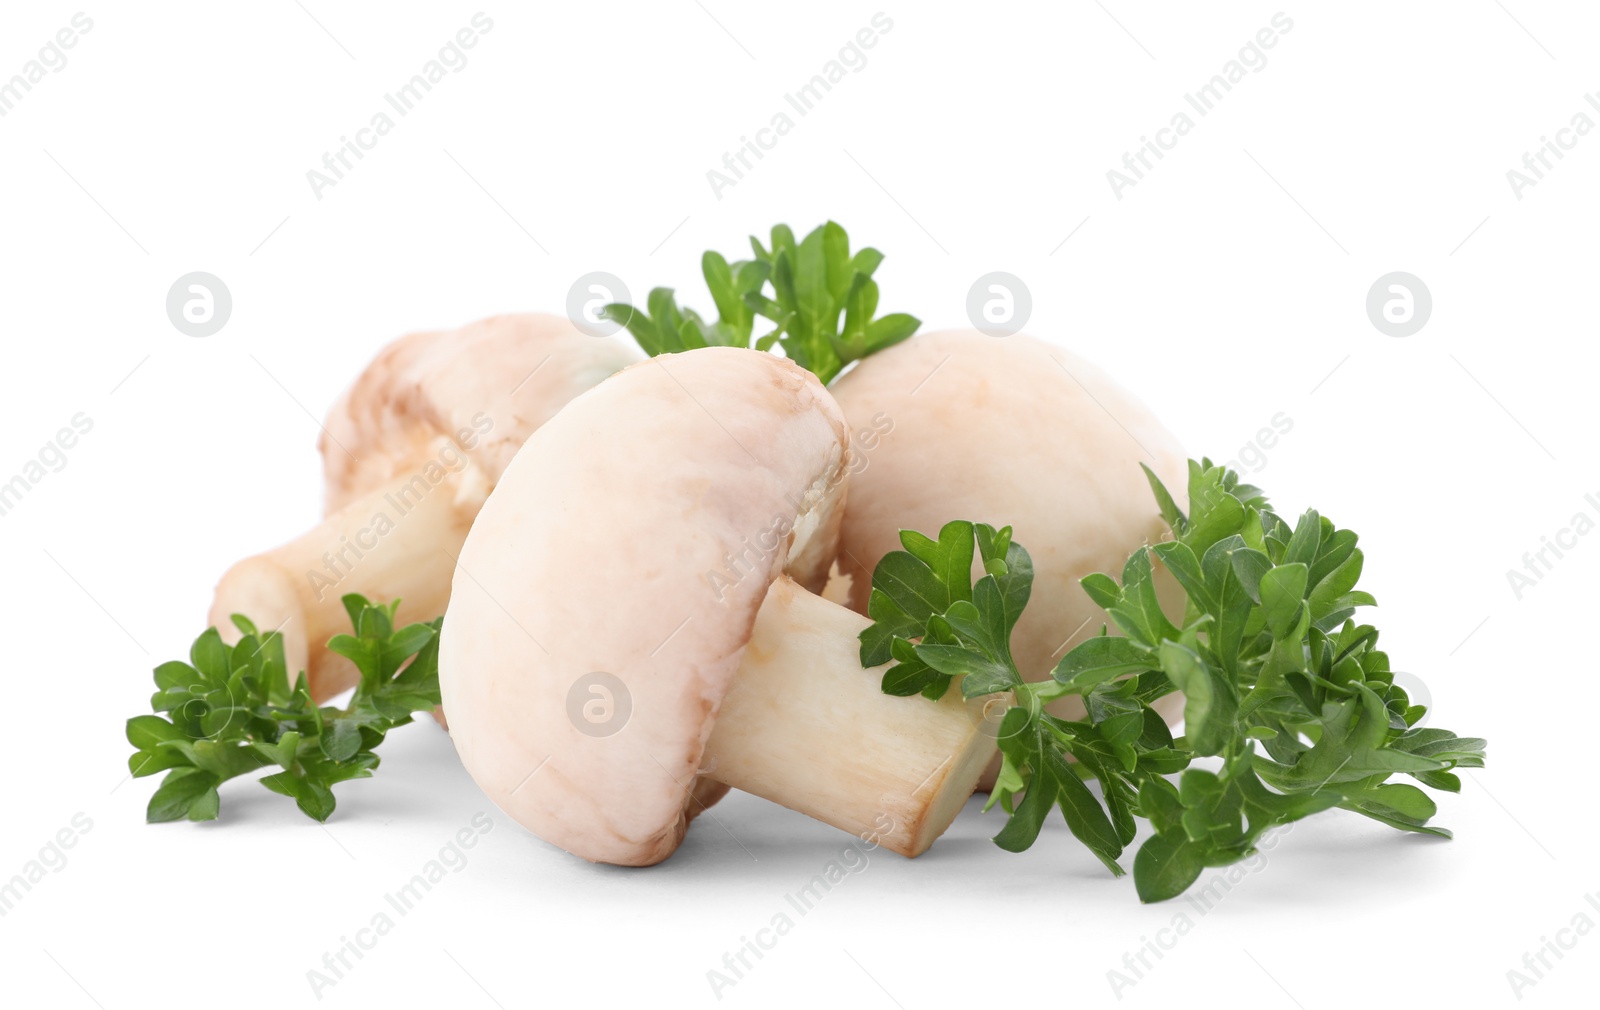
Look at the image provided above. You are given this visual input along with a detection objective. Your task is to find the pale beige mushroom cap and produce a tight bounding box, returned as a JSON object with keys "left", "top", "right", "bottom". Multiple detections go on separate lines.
{"left": 319, "top": 313, "right": 640, "bottom": 514}
{"left": 439, "top": 347, "right": 849, "bottom": 866}
{"left": 209, "top": 313, "right": 638, "bottom": 703}
{"left": 830, "top": 329, "right": 1189, "bottom": 693}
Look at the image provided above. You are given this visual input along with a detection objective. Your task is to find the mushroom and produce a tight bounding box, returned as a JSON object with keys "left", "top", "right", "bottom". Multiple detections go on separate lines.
{"left": 209, "top": 313, "right": 639, "bottom": 701}
{"left": 439, "top": 347, "right": 996, "bottom": 866}
{"left": 828, "top": 329, "right": 1189, "bottom": 731}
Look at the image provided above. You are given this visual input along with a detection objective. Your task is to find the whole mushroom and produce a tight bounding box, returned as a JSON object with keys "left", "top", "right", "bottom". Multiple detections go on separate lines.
{"left": 829, "top": 329, "right": 1189, "bottom": 728}
{"left": 439, "top": 347, "right": 997, "bottom": 866}
{"left": 209, "top": 313, "right": 638, "bottom": 700}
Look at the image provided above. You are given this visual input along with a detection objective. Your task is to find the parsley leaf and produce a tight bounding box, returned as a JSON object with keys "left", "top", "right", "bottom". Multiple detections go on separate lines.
{"left": 862, "top": 460, "right": 1487, "bottom": 902}
{"left": 601, "top": 221, "right": 919, "bottom": 383}
{"left": 127, "top": 595, "right": 443, "bottom": 824}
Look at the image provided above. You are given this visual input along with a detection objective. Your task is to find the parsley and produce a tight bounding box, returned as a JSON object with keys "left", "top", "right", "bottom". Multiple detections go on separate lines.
{"left": 126, "top": 595, "right": 443, "bottom": 824}
{"left": 601, "top": 221, "right": 919, "bottom": 383}
{"left": 861, "top": 460, "right": 1487, "bottom": 901}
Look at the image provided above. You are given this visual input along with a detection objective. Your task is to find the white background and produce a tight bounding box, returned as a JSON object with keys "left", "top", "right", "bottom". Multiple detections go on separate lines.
{"left": 1, "top": 2, "right": 1596, "bottom": 1007}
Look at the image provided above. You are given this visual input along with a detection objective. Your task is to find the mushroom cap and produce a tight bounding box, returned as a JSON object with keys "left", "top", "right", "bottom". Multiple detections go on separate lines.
{"left": 829, "top": 329, "right": 1188, "bottom": 688}
{"left": 439, "top": 347, "right": 850, "bottom": 866}
{"left": 319, "top": 313, "right": 640, "bottom": 514}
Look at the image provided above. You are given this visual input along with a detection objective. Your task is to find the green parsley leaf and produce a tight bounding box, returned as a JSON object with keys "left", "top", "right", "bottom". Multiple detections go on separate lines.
{"left": 602, "top": 221, "right": 919, "bottom": 383}
{"left": 127, "top": 595, "right": 443, "bottom": 824}
{"left": 863, "top": 459, "right": 1488, "bottom": 901}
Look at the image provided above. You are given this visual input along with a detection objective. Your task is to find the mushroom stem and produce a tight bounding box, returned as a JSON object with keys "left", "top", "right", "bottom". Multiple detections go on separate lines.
{"left": 702, "top": 577, "right": 1000, "bottom": 858}
{"left": 209, "top": 442, "right": 490, "bottom": 699}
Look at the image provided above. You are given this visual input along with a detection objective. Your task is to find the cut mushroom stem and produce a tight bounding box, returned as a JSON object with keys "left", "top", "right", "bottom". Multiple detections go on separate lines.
{"left": 209, "top": 445, "right": 489, "bottom": 698}
{"left": 704, "top": 577, "right": 1000, "bottom": 857}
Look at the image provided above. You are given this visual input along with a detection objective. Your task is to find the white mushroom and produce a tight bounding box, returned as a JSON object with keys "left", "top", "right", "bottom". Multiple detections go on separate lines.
{"left": 209, "top": 313, "right": 638, "bottom": 700}
{"left": 829, "top": 329, "right": 1189, "bottom": 732}
{"left": 439, "top": 347, "right": 997, "bottom": 866}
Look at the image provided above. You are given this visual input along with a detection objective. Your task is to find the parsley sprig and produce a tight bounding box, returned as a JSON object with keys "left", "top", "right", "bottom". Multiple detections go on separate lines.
{"left": 601, "top": 221, "right": 919, "bottom": 383}
{"left": 861, "top": 460, "right": 1486, "bottom": 901}
{"left": 126, "top": 595, "right": 443, "bottom": 823}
